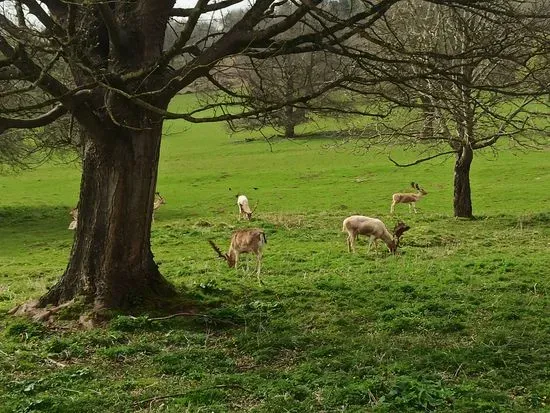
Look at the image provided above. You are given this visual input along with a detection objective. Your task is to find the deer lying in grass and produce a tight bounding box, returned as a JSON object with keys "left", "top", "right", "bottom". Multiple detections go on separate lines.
{"left": 391, "top": 182, "right": 428, "bottom": 214}
{"left": 342, "top": 215, "right": 410, "bottom": 254}
{"left": 209, "top": 228, "right": 267, "bottom": 284}
{"left": 152, "top": 192, "right": 166, "bottom": 222}
{"left": 68, "top": 207, "right": 78, "bottom": 230}
{"left": 237, "top": 194, "right": 255, "bottom": 220}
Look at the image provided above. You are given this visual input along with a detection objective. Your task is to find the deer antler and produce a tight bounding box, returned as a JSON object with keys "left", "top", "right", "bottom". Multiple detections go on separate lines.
{"left": 393, "top": 221, "right": 411, "bottom": 247}
{"left": 251, "top": 200, "right": 260, "bottom": 214}
{"left": 411, "top": 182, "right": 423, "bottom": 191}
{"left": 208, "top": 240, "right": 228, "bottom": 261}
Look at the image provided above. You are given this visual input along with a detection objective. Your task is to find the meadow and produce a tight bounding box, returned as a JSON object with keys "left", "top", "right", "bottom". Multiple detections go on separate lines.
{"left": 0, "top": 95, "right": 549, "bottom": 412}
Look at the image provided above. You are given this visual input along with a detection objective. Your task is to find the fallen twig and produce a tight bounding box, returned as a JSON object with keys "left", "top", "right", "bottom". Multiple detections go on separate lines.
{"left": 146, "top": 312, "right": 203, "bottom": 322}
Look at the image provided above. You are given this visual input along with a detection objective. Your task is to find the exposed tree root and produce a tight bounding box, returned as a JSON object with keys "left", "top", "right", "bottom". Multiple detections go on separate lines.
{"left": 8, "top": 299, "right": 104, "bottom": 329}
{"left": 9, "top": 299, "right": 74, "bottom": 321}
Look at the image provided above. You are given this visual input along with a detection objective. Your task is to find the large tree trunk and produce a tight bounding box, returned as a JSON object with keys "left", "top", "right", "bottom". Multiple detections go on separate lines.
{"left": 38, "top": 118, "right": 175, "bottom": 310}
{"left": 34, "top": 3, "right": 178, "bottom": 311}
{"left": 453, "top": 144, "right": 474, "bottom": 218}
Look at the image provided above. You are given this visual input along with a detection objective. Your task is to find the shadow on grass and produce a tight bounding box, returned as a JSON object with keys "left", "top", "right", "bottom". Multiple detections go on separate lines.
{"left": 0, "top": 205, "right": 73, "bottom": 228}
{"left": 476, "top": 212, "right": 550, "bottom": 228}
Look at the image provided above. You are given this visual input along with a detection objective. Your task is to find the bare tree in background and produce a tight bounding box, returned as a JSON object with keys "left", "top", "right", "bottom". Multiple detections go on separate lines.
{"left": 225, "top": 3, "right": 358, "bottom": 139}
{"left": 349, "top": 0, "right": 550, "bottom": 217}
{"left": 228, "top": 52, "right": 352, "bottom": 139}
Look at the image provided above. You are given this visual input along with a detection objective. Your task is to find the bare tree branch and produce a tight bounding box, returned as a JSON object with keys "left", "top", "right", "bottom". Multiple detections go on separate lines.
{"left": 170, "top": 0, "right": 245, "bottom": 17}
{"left": 97, "top": 2, "right": 123, "bottom": 59}
{"left": 0, "top": 104, "right": 66, "bottom": 134}
{"left": 388, "top": 150, "right": 456, "bottom": 167}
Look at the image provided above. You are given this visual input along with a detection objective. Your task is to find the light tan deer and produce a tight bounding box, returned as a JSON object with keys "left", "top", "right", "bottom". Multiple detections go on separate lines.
{"left": 391, "top": 182, "right": 428, "bottom": 214}
{"left": 342, "top": 215, "right": 410, "bottom": 254}
{"left": 152, "top": 192, "right": 166, "bottom": 222}
{"left": 68, "top": 207, "right": 78, "bottom": 230}
{"left": 209, "top": 228, "right": 267, "bottom": 284}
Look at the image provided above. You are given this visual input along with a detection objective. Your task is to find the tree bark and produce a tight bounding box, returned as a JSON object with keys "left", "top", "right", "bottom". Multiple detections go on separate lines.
{"left": 38, "top": 117, "right": 175, "bottom": 310}
{"left": 453, "top": 144, "right": 474, "bottom": 218}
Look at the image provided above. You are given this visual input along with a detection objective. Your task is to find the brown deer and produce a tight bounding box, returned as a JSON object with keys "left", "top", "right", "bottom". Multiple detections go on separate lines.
{"left": 391, "top": 182, "right": 428, "bottom": 214}
{"left": 342, "top": 215, "right": 410, "bottom": 254}
{"left": 209, "top": 228, "right": 267, "bottom": 283}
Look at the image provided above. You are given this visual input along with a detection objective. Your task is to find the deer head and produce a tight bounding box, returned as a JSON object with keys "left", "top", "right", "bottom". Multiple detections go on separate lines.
{"left": 155, "top": 192, "right": 166, "bottom": 205}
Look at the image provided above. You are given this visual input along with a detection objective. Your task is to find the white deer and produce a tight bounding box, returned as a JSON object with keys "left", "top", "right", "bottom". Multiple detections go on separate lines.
{"left": 237, "top": 194, "right": 256, "bottom": 220}
{"left": 342, "top": 215, "right": 410, "bottom": 254}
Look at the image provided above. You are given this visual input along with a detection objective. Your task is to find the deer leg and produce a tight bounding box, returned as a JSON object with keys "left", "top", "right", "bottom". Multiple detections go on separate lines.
{"left": 412, "top": 202, "right": 417, "bottom": 213}
{"left": 349, "top": 234, "right": 357, "bottom": 253}
{"left": 256, "top": 253, "right": 263, "bottom": 285}
{"left": 234, "top": 252, "right": 240, "bottom": 270}
{"left": 390, "top": 201, "right": 396, "bottom": 214}
{"left": 367, "top": 235, "right": 376, "bottom": 253}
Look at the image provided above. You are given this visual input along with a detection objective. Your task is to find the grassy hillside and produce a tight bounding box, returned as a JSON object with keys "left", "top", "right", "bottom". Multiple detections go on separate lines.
{"left": 0, "top": 95, "right": 549, "bottom": 412}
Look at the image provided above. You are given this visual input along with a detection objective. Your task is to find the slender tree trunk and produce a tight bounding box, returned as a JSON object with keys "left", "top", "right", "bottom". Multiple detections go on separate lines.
{"left": 453, "top": 144, "right": 474, "bottom": 218}
{"left": 283, "top": 105, "right": 296, "bottom": 138}
{"left": 38, "top": 119, "right": 175, "bottom": 310}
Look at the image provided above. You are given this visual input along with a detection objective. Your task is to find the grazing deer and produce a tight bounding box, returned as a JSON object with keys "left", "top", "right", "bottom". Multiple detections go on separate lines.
{"left": 208, "top": 228, "right": 267, "bottom": 284}
{"left": 237, "top": 194, "right": 258, "bottom": 220}
{"left": 152, "top": 192, "right": 166, "bottom": 222}
{"left": 342, "top": 215, "right": 410, "bottom": 254}
{"left": 391, "top": 182, "right": 428, "bottom": 214}
{"left": 68, "top": 207, "right": 78, "bottom": 230}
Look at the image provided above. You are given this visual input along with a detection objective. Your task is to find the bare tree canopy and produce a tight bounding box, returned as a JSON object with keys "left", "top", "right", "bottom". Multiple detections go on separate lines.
{"left": 1, "top": 0, "right": 547, "bottom": 312}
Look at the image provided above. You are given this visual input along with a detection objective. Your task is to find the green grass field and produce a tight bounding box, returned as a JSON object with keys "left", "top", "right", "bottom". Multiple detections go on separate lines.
{"left": 0, "top": 95, "right": 549, "bottom": 412}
